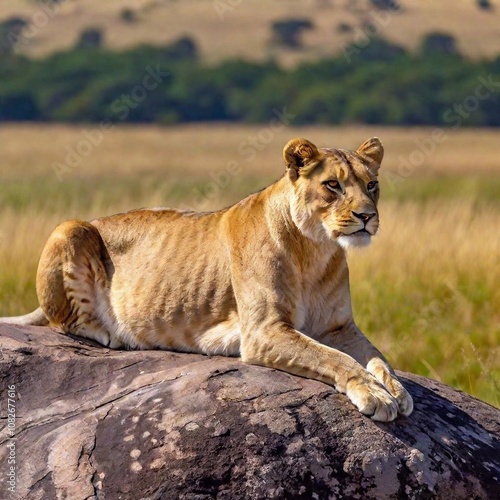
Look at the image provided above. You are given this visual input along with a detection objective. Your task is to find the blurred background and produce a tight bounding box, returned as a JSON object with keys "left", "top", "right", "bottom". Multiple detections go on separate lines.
{"left": 0, "top": 0, "right": 498, "bottom": 405}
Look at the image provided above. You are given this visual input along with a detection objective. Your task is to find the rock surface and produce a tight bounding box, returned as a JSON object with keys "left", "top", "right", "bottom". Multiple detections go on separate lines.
{"left": 0, "top": 324, "right": 498, "bottom": 499}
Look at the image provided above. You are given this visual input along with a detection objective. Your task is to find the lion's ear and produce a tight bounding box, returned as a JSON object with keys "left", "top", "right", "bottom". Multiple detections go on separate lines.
{"left": 357, "top": 137, "right": 384, "bottom": 168}
{"left": 283, "top": 138, "right": 321, "bottom": 177}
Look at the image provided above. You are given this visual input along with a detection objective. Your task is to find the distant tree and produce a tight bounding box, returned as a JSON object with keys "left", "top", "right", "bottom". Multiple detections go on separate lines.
{"left": 421, "top": 32, "right": 460, "bottom": 56}
{"left": 369, "top": 0, "right": 401, "bottom": 11}
{"left": 120, "top": 8, "right": 138, "bottom": 23}
{"left": 0, "top": 16, "right": 27, "bottom": 56}
{"left": 477, "top": 0, "right": 493, "bottom": 10}
{"left": 0, "top": 16, "right": 27, "bottom": 33}
{"left": 76, "top": 28, "right": 104, "bottom": 49}
{"left": 0, "top": 93, "right": 40, "bottom": 120}
{"left": 1, "top": 31, "right": 498, "bottom": 126}
{"left": 165, "top": 36, "right": 198, "bottom": 60}
{"left": 271, "top": 18, "right": 314, "bottom": 49}
{"left": 337, "top": 22, "right": 353, "bottom": 33}
{"left": 345, "top": 37, "right": 406, "bottom": 63}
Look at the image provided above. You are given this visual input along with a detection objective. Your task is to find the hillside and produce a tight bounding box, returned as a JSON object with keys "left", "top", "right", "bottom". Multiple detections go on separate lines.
{"left": 2, "top": 0, "right": 499, "bottom": 63}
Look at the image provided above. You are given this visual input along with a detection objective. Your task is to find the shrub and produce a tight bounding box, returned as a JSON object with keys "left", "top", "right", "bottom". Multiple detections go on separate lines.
{"left": 271, "top": 18, "right": 314, "bottom": 49}
{"left": 164, "top": 36, "right": 198, "bottom": 60}
{"left": 337, "top": 22, "right": 353, "bottom": 33}
{"left": 0, "top": 17, "right": 28, "bottom": 56}
{"left": 477, "top": 0, "right": 493, "bottom": 10}
{"left": 120, "top": 8, "right": 138, "bottom": 23}
{"left": 76, "top": 28, "right": 104, "bottom": 50}
{"left": 369, "top": 0, "right": 401, "bottom": 11}
{"left": 421, "top": 33, "right": 460, "bottom": 56}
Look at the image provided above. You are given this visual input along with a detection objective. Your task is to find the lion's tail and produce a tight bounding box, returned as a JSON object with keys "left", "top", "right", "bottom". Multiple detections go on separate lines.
{"left": 0, "top": 307, "right": 49, "bottom": 326}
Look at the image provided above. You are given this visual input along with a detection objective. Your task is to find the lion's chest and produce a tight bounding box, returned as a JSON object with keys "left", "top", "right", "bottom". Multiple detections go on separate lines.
{"left": 293, "top": 293, "right": 330, "bottom": 337}
{"left": 292, "top": 255, "right": 352, "bottom": 337}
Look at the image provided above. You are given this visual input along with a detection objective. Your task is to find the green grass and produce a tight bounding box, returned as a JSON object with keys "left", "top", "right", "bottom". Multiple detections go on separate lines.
{"left": 351, "top": 276, "right": 499, "bottom": 406}
{"left": 1, "top": 175, "right": 498, "bottom": 407}
{"left": 380, "top": 175, "right": 500, "bottom": 205}
{"left": 2, "top": 174, "right": 498, "bottom": 213}
{"left": 0, "top": 175, "right": 274, "bottom": 214}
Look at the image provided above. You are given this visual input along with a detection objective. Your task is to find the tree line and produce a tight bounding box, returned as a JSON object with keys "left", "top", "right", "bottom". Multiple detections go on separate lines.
{"left": 0, "top": 36, "right": 499, "bottom": 126}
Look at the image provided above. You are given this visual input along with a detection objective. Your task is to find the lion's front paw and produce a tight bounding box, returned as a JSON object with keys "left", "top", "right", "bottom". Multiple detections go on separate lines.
{"left": 346, "top": 375, "right": 399, "bottom": 422}
{"left": 386, "top": 378, "right": 413, "bottom": 416}
{"left": 366, "top": 359, "right": 414, "bottom": 417}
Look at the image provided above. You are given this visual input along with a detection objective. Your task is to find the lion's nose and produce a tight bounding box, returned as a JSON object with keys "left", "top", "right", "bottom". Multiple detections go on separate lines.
{"left": 352, "top": 211, "right": 376, "bottom": 222}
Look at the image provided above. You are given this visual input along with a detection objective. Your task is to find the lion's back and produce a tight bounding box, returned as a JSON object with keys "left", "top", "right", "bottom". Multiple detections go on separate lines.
{"left": 91, "top": 208, "right": 236, "bottom": 346}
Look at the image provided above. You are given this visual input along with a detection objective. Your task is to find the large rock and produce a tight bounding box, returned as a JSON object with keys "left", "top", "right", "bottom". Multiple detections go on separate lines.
{"left": 0, "top": 324, "right": 498, "bottom": 499}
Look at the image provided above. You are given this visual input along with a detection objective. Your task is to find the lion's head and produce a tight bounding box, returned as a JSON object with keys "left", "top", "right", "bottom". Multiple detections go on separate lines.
{"left": 283, "top": 137, "right": 383, "bottom": 248}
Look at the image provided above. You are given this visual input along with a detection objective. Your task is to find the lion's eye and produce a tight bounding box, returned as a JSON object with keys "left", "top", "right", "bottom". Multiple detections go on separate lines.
{"left": 367, "top": 181, "right": 378, "bottom": 191}
{"left": 324, "top": 180, "right": 341, "bottom": 192}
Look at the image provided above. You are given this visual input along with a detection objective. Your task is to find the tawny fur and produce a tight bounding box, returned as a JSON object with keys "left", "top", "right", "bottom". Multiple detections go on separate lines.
{"left": 0, "top": 137, "right": 413, "bottom": 421}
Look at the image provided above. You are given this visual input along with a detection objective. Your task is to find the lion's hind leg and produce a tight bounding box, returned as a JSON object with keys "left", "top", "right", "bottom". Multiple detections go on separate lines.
{"left": 36, "top": 220, "right": 122, "bottom": 348}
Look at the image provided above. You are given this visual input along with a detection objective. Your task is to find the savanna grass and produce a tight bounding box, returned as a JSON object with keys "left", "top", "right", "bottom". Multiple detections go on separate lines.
{"left": 0, "top": 124, "right": 498, "bottom": 406}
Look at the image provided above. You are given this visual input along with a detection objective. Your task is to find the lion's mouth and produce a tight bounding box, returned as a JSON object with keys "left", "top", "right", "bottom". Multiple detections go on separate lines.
{"left": 351, "top": 228, "right": 371, "bottom": 236}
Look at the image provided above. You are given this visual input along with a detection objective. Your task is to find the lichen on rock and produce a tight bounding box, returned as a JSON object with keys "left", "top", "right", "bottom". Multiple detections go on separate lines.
{"left": 0, "top": 324, "right": 498, "bottom": 499}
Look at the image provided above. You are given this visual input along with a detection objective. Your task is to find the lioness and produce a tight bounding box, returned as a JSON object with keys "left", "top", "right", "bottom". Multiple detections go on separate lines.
{"left": 1, "top": 137, "right": 413, "bottom": 421}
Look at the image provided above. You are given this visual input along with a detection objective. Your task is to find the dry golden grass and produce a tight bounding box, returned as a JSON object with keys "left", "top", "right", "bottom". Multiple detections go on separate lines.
{"left": 1, "top": 123, "right": 499, "bottom": 180}
{"left": 0, "top": 123, "right": 498, "bottom": 406}
{"left": 2, "top": 0, "right": 499, "bottom": 63}
{"left": 350, "top": 200, "right": 499, "bottom": 402}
